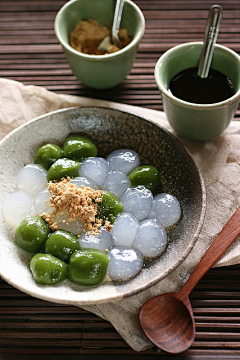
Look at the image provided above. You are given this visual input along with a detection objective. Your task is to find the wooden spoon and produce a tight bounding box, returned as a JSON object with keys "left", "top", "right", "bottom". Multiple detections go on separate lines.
{"left": 139, "top": 206, "right": 240, "bottom": 354}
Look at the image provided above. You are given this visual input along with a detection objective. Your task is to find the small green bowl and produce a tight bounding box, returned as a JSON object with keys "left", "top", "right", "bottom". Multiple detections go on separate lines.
{"left": 155, "top": 42, "right": 240, "bottom": 141}
{"left": 54, "top": 0, "right": 145, "bottom": 89}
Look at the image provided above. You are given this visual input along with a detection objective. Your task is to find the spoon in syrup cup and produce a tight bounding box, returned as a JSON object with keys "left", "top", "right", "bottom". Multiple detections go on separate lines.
{"left": 168, "top": 5, "right": 231, "bottom": 105}
{"left": 139, "top": 206, "right": 240, "bottom": 354}
{"left": 198, "top": 4, "right": 223, "bottom": 78}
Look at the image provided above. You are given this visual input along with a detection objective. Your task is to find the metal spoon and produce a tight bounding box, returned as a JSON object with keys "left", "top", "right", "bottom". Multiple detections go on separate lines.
{"left": 139, "top": 206, "right": 240, "bottom": 354}
{"left": 97, "top": 0, "right": 124, "bottom": 53}
{"left": 198, "top": 5, "right": 223, "bottom": 78}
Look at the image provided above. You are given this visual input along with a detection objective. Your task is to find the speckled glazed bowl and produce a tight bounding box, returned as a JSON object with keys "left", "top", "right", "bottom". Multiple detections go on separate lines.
{"left": 0, "top": 107, "right": 206, "bottom": 305}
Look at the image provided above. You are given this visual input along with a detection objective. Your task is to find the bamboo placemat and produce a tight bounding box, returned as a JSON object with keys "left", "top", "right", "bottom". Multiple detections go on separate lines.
{"left": 1, "top": 265, "right": 240, "bottom": 358}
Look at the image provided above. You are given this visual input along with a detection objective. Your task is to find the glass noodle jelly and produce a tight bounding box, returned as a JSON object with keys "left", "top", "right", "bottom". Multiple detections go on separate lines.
{"left": 168, "top": 67, "right": 235, "bottom": 104}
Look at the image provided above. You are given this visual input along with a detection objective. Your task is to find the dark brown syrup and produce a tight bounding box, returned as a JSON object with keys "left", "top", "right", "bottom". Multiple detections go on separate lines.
{"left": 169, "top": 67, "right": 235, "bottom": 104}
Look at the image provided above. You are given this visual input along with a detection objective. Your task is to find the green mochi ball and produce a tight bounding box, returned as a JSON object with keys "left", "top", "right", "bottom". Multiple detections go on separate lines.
{"left": 68, "top": 249, "right": 109, "bottom": 286}
{"left": 63, "top": 134, "right": 97, "bottom": 162}
{"left": 15, "top": 216, "right": 50, "bottom": 254}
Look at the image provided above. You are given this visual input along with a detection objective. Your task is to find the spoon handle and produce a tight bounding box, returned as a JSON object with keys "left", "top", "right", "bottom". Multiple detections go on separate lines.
{"left": 177, "top": 206, "right": 240, "bottom": 300}
{"left": 197, "top": 5, "right": 223, "bottom": 78}
{"left": 111, "top": 0, "right": 124, "bottom": 47}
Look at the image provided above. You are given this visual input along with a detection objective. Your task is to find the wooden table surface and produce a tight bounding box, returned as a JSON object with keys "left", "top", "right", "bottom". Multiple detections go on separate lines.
{"left": 0, "top": 1, "right": 240, "bottom": 359}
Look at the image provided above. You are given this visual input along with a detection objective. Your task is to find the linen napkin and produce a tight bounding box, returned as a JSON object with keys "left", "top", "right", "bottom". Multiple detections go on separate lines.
{"left": 0, "top": 78, "right": 240, "bottom": 352}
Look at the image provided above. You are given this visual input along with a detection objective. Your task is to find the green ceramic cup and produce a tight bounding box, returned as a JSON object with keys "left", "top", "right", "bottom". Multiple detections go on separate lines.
{"left": 54, "top": 0, "right": 145, "bottom": 89}
{"left": 155, "top": 42, "right": 240, "bottom": 141}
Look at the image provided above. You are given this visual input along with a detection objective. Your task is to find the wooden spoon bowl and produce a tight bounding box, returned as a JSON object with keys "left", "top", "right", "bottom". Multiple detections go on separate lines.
{"left": 140, "top": 294, "right": 195, "bottom": 353}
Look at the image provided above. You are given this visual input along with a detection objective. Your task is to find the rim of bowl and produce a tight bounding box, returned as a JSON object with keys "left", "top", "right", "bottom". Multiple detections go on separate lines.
{"left": 54, "top": 0, "right": 145, "bottom": 61}
{"left": 154, "top": 41, "right": 240, "bottom": 109}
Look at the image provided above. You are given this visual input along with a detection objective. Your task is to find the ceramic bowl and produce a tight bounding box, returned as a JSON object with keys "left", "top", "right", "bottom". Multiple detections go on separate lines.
{"left": 0, "top": 107, "right": 206, "bottom": 305}
{"left": 54, "top": 0, "right": 145, "bottom": 89}
{"left": 155, "top": 42, "right": 240, "bottom": 141}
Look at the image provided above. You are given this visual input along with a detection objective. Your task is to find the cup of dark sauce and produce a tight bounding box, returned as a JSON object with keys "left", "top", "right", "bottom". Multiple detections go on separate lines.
{"left": 154, "top": 16, "right": 240, "bottom": 141}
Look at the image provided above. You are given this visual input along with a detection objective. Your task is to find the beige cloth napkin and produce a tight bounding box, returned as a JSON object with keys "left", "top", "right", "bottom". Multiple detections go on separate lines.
{"left": 0, "top": 78, "right": 240, "bottom": 352}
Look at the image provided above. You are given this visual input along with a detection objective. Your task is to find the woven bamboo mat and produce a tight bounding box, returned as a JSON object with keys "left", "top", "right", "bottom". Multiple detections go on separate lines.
{"left": 1, "top": 265, "right": 240, "bottom": 358}
{"left": 0, "top": 1, "right": 240, "bottom": 358}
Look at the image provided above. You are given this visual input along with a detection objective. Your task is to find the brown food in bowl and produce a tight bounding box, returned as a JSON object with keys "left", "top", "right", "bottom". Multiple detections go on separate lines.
{"left": 70, "top": 19, "right": 131, "bottom": 55}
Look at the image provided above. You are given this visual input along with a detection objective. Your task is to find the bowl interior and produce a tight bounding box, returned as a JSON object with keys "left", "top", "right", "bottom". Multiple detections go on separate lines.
{"left": 0, "top": 107, "right": 205, "bottom": 305}
{"left": 55, "top": 0, "right": 144, "bottom": 51}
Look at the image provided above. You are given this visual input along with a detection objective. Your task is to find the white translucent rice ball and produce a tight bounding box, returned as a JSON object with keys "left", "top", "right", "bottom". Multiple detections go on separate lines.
{"left": 79, "top": 157, "right": 109, "bottom": 186}
{"left": 106, "top": 149, "right": 140, "bottom": 173}
{"left": 102, "top": 170, "right": 130, "bottom": 198}
{"left": 133, "top": 218, "right": 167, "bottom": 258}
{"left": 111, "top": 212, "right": 139, "bottom": 247}
{"left": 70, "top": 176, "right": 98, "bottom": 190}
{"left": 120, "top": 186, "right": 153, "bottom": 221}
{"left": 2, "top": 190, "right": 35, "bottom": 227}
{"left": 79, "top": 227, "right": 113, "bottom": 251}
{"left": 17, "top": 164, "right": 48, "bottom": 196}
{"left": 33, "top": 188, "right": 52, "bottom": 215}
{"left": 53, "top": 210, "right": 85, "bottom": 235}
{"left": 148, "top": 193, "right": 181, "bottom": 227}
{"left": 107, "top": 247, "right": 143, "bottom": 281}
